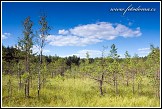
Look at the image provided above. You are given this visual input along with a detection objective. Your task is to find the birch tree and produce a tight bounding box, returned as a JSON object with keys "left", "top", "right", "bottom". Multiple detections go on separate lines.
{"left": 37, "top": 13, "right": 51, "bottom": 98}
{"left": 18, "top": 16, "right": 34, "bottom": 98}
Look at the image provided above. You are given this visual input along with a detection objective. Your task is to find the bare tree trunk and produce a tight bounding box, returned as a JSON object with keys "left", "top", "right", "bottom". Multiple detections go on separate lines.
{"left": 99, "top": 80, "right": 103, "bottom": 96}
{"left": 132, "top": 72, "right": 135, "bottom": 95}
{"left": 138, "top": 82, "right": 140, "bottom": 95}
{"left": 25, "top": 54, "right": 27, "bottom": 97}
{"left": 26, "top": 53, "right": 30, "bottom": 98}
{"left": 38, "top": 48, "right": 42, "bottom": 98}
{"left": 116, "top": 77, "right": 118, "bottom": 95}
{"left": 30, "top": 76, "right": 32, "bottom": 88}
{"left": 51, "top": 72, "right": 53, "bottom": 78}
{"left": 155, "top": 71, "right": 160, "bottom": 98}
{"left": 27, "top": 78, "right": 30, "bottom": 97}
{"left": 38, "top": 70, "right": 41, "bottom": 98}
{"left": 18, "top": 62, "right": 22, "bottom": 90}
{"left": 99, "top": 74, "right": 104, "bottom": 96}
{"left": 115, "top": 73, "right": 118, "bottom": 95}
{"left": 19, "top": 74, "right": 22, "bottom": 90}
{"left": 24, "top": 78, "right": 30, "bottom": 98}
{"left": 42, "top": 74, "right": 44, "bottom": 89}
{"left": 8, "top": 79, "right": 12, "bottom": 98}
{"left": 25, "top": 79, "right": 27, "bottom": 98}
{"left": 113, "top": 73, "right": 115, "bottom": 86}
{"left": 126, "top": 71, "right": 129, "bottom": 86}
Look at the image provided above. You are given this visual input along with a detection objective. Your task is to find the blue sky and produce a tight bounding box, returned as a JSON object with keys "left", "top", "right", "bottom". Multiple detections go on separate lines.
{"left": 2, "top": 2, "right": 160, "bottom": 58}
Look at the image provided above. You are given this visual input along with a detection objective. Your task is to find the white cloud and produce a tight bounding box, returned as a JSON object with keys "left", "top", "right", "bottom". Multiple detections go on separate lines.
{"left": 70, "top": 22, "right": 118, "bottom": 40}
{"left": 47, "top": 35, "right": 101, "bottom": 46}
{"left": 2, "top": 33, "right": 11, "bottom": 39}
{"left": 32, "top": 45, "right": 39, "bottom": 53}
{"left": 115, "top": 24, "right": 141, "bottom": 37}
{"left": 47, "top": 22, "right": 142, "bottom": 46}
{"left": 4, "top": 33, "right": 11, "bottom": 36}
{"left": 43, "top": 49, "right": 51, "bottom": 53}
{"left": 138, "top": 48, "right": 150, "bottom": 51}
{"left": 2, "top": 35, "right": 7, "bottom": 39}
{"left": 32, "top": 45, "right": 50, "bottom": 55}
{"left": 137, "top": 47, "right": 151, "bottom": 56}
{"left": 70, "top": 22, "right": 141, "bottom": 39}
{"left": 58, "top": 29, "right": 69, "bottom": 35}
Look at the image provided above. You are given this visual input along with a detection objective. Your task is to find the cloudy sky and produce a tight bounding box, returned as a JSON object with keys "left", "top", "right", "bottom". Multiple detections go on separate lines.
{"left": 2, "top": 2, "right": 160, "bottom": 58}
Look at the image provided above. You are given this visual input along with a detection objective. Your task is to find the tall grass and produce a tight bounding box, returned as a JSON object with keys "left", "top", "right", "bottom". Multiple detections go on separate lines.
{"left": 2, "top": 75, "right": 160, "bottom": 107}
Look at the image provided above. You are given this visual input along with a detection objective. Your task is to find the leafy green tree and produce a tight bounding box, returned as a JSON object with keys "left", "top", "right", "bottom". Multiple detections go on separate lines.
{"left": 48, "top": 61, "right": 57, "bottom": 78}
{"left": 110, "top": 44, "right": 119, "bottom": 59}
{"left": 14, "top": 45, "right": 26, "bottom": 90}
{"left": 81, "top": 47, "right": 109, "bottom": 96}
{"left": 109, "top": 44, "right": 120, "bottom": 95}
{"left": 135, "top": 59, "right": 144, "bottom": 95}
{"left": 37, "top": 13, "right": 51, "bottom": 98}
{"left": 56, "top": 58, "right": 67, "bottom": 77}
{"left": 18, "top": 16, "right": 34, "bottom": 98}
{"left": 147, "top": 45, "right": 160, "bottom": 98}
{"left": 124, "top": 51, "right": 131, "bottom": 86}
{"left": 130, "top": 54, "right": 139, "bottom": 94}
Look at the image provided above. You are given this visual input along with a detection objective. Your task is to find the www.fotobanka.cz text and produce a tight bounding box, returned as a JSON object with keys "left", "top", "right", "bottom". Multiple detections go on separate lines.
{"left": 110, "top": 4, "right": 156, "bottom": 15}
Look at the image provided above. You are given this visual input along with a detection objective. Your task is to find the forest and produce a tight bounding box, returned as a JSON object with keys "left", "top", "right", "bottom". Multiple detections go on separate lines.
{"left": 2, "top": 15, "right": 160, "bottom": 107}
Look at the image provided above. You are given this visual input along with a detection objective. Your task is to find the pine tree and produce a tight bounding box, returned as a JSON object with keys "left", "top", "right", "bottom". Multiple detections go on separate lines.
{"left": 124, "top": 51, "right": 131, "bottom": 86}
{"left": 109, "top": 44, "right": 120, "bottom": 95}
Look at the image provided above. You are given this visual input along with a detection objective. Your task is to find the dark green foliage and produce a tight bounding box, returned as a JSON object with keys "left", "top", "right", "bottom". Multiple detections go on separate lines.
{"left": 65, "top": 55, "right": 80, "bottom": 69}
{"left": 2, "top": 45, "right": 24, "bottom": 63}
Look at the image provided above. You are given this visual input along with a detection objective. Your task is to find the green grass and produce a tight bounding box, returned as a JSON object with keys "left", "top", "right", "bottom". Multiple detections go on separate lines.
{"left": 2, "top": 75, "right": 160, "bottom": 107}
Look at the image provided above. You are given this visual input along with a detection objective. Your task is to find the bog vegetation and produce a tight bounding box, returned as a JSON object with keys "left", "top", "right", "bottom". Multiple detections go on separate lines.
{"left": 2, "top": 15, "right": 160, "bottom": 107}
